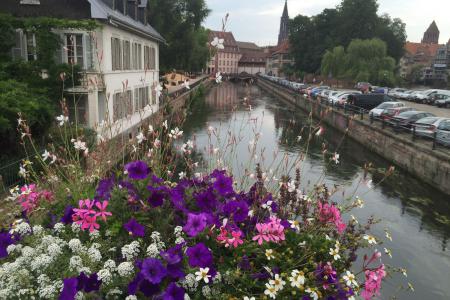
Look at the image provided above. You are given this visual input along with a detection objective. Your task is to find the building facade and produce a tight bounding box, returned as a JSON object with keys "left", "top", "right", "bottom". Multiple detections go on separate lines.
{"left": 2, "top": 0, "right": 164, "bottom": 140}
{"left": 207, "top": 31, "right": 241, "bottom": 75}
{"left": 236, "top": 41, "right": 266, "bottom": 75}
{"left": 399, "top": 42, "right": 441, "bottom": 79}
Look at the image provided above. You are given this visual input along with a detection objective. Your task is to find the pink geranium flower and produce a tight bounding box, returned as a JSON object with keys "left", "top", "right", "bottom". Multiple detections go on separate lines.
{"left": 318, "top": 202, "right": 347, "bottom": 234}
{"left": 361, "top": 264, "right": 386, "bottom": 300}
{"left": 252, "top": 217, "right": 285, "bottom": 245}
{"left": 95, "top": 201, "right": 112, "bottom": 221}
{"left": 72, "top": 199, "right": 111, "bottom": 232}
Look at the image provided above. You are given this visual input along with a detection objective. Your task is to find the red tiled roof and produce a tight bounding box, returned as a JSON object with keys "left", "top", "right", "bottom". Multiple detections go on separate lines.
{"left": 271, "top": 40, "right": 290, "bottom": 55}
{"left": 404, "top": 42, "right": 442, "bottom": 57}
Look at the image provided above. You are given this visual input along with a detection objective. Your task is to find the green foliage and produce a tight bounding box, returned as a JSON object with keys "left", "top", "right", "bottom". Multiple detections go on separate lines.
{"left": 320, "top": 39, "right": 397, "bottom": 86}
{"left": 290, "top": 0, "right": 406, "bottom": 74}
{"left": 0, "top": 80, "right": 53, "bottom": 147}
{"left": 148, "top": 0, "right": 210, "bottom": 72}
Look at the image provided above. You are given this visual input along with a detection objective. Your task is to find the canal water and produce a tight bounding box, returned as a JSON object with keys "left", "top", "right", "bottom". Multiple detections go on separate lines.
{"left": 181, "top": 82, "right": 450, "bottom": 299}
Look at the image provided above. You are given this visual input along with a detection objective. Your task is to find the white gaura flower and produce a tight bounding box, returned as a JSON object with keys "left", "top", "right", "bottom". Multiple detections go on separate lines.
{"left": 354, "top": 197, "right": 364, "bottom": 208}
{"left": 210, "top": 37, "right": 224, "bottom": 49}
{"left": 215, "top": 72, "right": 222, "bottom": 84}
{"left": 42, "top": 150, "right": 50, "bottom": 162}
{"left": 289, "top": 270, "right": 305, "bottom": 288}
{"left": 385, "top": 230, "right": 393, "bottom": 241}
{"left": 384, "top": 247, "right": 392, "bottom": 258}
{"left": 269, "top": 274, "right": 286, "bottom": 291}
{"left": 366, "top": 179, "right": 374, "bottom": 189}
{"left": 179, "top": 172, "right": 186, "bottom": 180}
{"left": 153, "top": 138, "right": 161, "bottom": 149}
{"left": 329, "top": 247, "right": 340, "bottom": 260}
{"left": 148, "top": 125, "right": 154, "bottom": 133}
{"left": 289, "top": 219, "right": 300, "bottom": 231}
{"left": 315, "top": 126, "right": 324, "bottom": 136}
{"left": 162, "top": 120, "right": 168, "bottom": 129}
{"left": 195, "top": 267, "right": 211, "bottom": 283}
{"left": 343, "top": 271, "right": 358, "bottom": 287}
{"left": 350, "top": 214, "right": 358, "bottom": 224}
{"left": 363, "top": 234, "right": 377, "bottom": 245}
{"left": 265, "top": 249, "right": 275, "bottom": 260}
{"left": 287, "top": 180, "right": 296, "bottom": 193}
{"left": 305, "top": 287, "right": 319, "bottom": 300}
{"left": 169, "top": 127, "right": 183, "bottom": 139}
{"left": 183, "top": 79, "right": 190, "bottom": 90}
{"left": 264, "top": 283, "right": 277, "bottom": 299}
{"left": 136, "top": 132, "right": 145, "bottom": 144}
{"left": 243, "top": 297, "right": 255, "bottom": 300}
{"left": 18, "top": 164, "right": 28, "bottom": 178}
{"left": 332, "top": 152, "right": 340, "bottom": 164}
{"left": 154, "top": 83, "right": 163, "bottom": 98}
{"left": 72, "top": 140, "right": 87, "bottom": 151}
{"left": 401, "top": 268, "right": 408, "bottom": 277}
{"left": 56, "top": 115, "right": 68, "bottom": 126}
{"left": 18, "top": 117, "right": 24, "bottom": 126}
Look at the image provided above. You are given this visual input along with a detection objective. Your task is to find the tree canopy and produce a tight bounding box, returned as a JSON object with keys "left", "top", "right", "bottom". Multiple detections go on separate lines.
{"left": 290, "top": 0, "right": 406, "bottom": 75}
{"left": 148, "top": 0, "right": 210, "bottom": 73}
{"left": 321, "top": 39, "right": 396, "bottom": 86}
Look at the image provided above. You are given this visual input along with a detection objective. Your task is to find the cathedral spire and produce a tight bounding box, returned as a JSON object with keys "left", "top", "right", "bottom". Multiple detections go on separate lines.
{"left": 278, "top": 0, "right": 289, "bottom": 45}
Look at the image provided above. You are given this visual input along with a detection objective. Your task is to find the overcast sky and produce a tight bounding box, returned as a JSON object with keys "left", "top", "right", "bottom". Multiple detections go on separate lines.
{"left": 204, "top": 0, "right": 450, "bottom": 46}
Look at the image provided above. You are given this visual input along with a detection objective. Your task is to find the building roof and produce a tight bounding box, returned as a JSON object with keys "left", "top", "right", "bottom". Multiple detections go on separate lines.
{"left": 239, "top": 51, "right": 267, "bottom": 64}
{"left": 271, "top": 39, "right": 290, "bottom": 55}
{"left": 404, "top": 42, "right": 442, "bottom": 57}
{"left": 426, "top": 20, "right": 440, "bottom": 34}
{"left": 236, "top": 41, "right": 260, "bottom": 51}
{"left": 282, "top": 0, "right": 289, "bottom": 19}
{"left": 209, "top": 30, "right": 239, "bottom": 52}
{"left": 0, "top": 0, "right": 164, "bottom": 43}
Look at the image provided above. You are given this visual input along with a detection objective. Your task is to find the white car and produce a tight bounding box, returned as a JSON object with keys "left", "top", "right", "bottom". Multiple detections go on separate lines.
{"left": 329, "top": 90, "right": 361, "bottom": 104}
{"left": 369, "top": 102, "right": 405, "bottom": 117}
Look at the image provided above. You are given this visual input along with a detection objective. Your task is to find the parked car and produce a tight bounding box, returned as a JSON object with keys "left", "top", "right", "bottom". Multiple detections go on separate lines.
{"left": 436, "top": 118, "right": 450, "bottom": 146}
{"left": 413, "top": 117, "right": 446, "bottom": 138}
{"left": 397, "top": 90, "right": 414, "bottom": 100}
{"left": 388, "top": 111, "right": 435, "bottom": 129}
{"left": 406, "top": 91, "right": 425, "bottom": 101}
{"left": 370, "top": 102, "right": 405, "bottom": 117}
{"left": 435, "top": 95, "right": 450, "bottom": 108}
{"left": 380, "top": 107, "right": 416, "bottom": 120}
{"left": 347, "top": 94, "right": 394, "bottom": 110}
{"left": 355, "top": 82, "right": 372, "bottom": 92}
{"left": 388, "top": 88, "right": 407, "bottom": 98}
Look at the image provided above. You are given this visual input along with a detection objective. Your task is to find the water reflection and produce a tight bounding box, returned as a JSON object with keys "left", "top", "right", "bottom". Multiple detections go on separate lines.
{"left": 181, "top": 82, "right": 450, "bottom": 299}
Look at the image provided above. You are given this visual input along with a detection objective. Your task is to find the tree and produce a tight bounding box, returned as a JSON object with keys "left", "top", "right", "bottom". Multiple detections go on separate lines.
{"left": 148, "top": 0, "right": 210, "bottom": 72}
{"left": 289, "top": 0, "right": 406, "bottom": 75}
{"left": 320, "top": 39, "right": 397, "bottom": 86}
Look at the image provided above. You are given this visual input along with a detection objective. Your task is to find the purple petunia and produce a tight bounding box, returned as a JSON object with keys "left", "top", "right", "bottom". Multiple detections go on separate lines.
{"left": 125, "top": 161, "right": 151, "bottom": 180}
{"left": 59, "top": 277, "right": 78, "bottom": 300}
{"left": 223, "top": 200, "right": 249, "bottom": 223}
{"left": 186, "top": 242, "right": 213, "bottom": 268}
{"left": 213, "top": 172, "right": 234, "bottom": 195}
{"left": 0, "top": 231, "right": 15, "bottom": 259}
{"left": 60, "top": 205, "right": 75, "bottom": 224}
{"left": 160, "top": 243, "right": 183, "bottom": 265}
{"left": 95, "top": 176, "right": 115, "bottom": 201}
{"left": 162, "top": 282, "right": 185, "bottom": 300}
{"left": 194, "top": 189, "right": 217, "bottom": 212}
{"left": 141, "top": 258, "right": 167, "bottom": 284}
{"left": 77, "top": 272, "right": 101, "bottom": 293}
{"left": 147, "top": 185, "right": 169, "bottom": 207}
{"left": 124, "top": 218, "right": 145, "bottom": 237}
{"left": 183, "top": 213, "right": 207, "bottom": 237}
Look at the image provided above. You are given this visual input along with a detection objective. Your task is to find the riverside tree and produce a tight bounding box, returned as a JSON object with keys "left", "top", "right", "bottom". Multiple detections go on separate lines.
{"left": 148, "top": 0, "right": 210, "bottom": 73}
{"left": 290, "top": 0, "right": 406, "bottom": 74}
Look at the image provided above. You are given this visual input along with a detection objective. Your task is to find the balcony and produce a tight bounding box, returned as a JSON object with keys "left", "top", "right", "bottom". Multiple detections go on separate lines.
{"left": 65, "top": 71, "right": 105, "bottom": 93}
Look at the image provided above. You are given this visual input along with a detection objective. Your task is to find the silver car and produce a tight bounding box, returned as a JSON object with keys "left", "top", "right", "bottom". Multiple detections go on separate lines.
{"left": 436, "top": 119, "right": 450, "bottom": 146}
{"left": 413, "top": 117, "right": 447, "bottom": 138}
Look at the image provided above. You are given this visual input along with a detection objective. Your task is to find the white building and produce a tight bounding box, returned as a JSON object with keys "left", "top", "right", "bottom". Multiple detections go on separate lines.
{"left": 2, "top": 0, "right": 165, "bottom": 140}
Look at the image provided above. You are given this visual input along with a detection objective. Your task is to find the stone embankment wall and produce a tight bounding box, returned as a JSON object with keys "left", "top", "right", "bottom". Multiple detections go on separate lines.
{"left": 257, "top": 77, "right": 450, "bottom": 196}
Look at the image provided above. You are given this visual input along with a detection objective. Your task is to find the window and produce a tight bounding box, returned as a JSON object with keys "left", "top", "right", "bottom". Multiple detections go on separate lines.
{"left": 123, "top": 40, "right": 131, "bottom": 70}
{"left": 26, "top": 32, "right": 37, "bottom": 61}
{"left": 144, "top": 45, "right": 156, "bottom": 70}
{"left": 132, "top": 42, "right": 142, "bottom": 69}
{"left": 111, "top": 37, "right": 122, "bottom": 71}
{"left": 113, "top": 90, "right": 132, "bottom": 121}
{"left": 134, "top": 86, "right": 149, "bottom": 112}
{"left": 66, "top": 34, "right": 84, "bottom": 66}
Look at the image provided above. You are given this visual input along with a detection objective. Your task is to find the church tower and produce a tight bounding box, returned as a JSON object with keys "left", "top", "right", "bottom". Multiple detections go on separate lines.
{"left": 422, "top": 21, "right": 440, "bottom": 44}
{"left": 277, "top": 0, "right": 289, "bottom": 45}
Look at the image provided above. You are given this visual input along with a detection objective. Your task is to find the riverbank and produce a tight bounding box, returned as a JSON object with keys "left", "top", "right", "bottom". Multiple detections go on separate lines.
{"left": 257, "top": 77, "right": 450, "bottom": 196}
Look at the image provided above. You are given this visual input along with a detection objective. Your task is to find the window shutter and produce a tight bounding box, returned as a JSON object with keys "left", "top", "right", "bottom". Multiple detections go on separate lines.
{"left": 84, "top": 34, "right": 93, "bottom": 70}
{"left": 12, "top": 30, "right": 24, "bottom": 60}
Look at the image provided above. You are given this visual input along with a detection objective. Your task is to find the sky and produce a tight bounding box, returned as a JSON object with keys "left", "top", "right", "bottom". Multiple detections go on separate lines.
{"left": 204, "top": 0, "right": 450, "bottom": 46}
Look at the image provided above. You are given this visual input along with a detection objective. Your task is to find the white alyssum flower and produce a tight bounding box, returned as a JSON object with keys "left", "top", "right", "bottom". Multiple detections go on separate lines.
{"left": 71, "top": 222, "right": 81, "bottom": 233}
{"left": 146, "top": 243, "right": 159, "bottom": 258}
{"left": 195, "top": 267, "right": 211, "bottom": 283}
{"left": 103, "top": 259, "right": 116, "bottom": 272}
{"left": 88, "top": 247, "right": 102, "bottom": 262}
{"left": 53, "top": 223, "right": 65, "bottom": 234}
{"left": 69, "top": 256, "right": 84, "bottom": 272}
{"left": 202, "top": 285, "right": 212, "bottom": 298}
{"left": 125, "top": 296, "right": 138, "bottom": 300}
{"left": 47, "top": 243, "right": 62, "bottom": 258}
{"left": 122, "top": 241, "right": 140, "bottom": 261}
{"left": 68, "top": 239, "right": 85, "bottom": 253}
{"left": 181, "top": 273, "right": 198, "bottom": 292}
{"left": 343, "top": 271, "right": 358, "bottom": 287}
{"left": 10, "top": 221, "right": 32, "bottom": 236}
{"left": 30, "top": 254, "right": 53, "bottom": 272}
{"left": 106, "top": 288, "right": 122, "bottom": 297}
{"left": 89, "top": 229, "right": 100, "bottom": 240}
{"left": 117, "top": 262, "right": 134, "bottom": 277}
{"left": 97, "top": 269, "right": 112, "bottom": 285}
